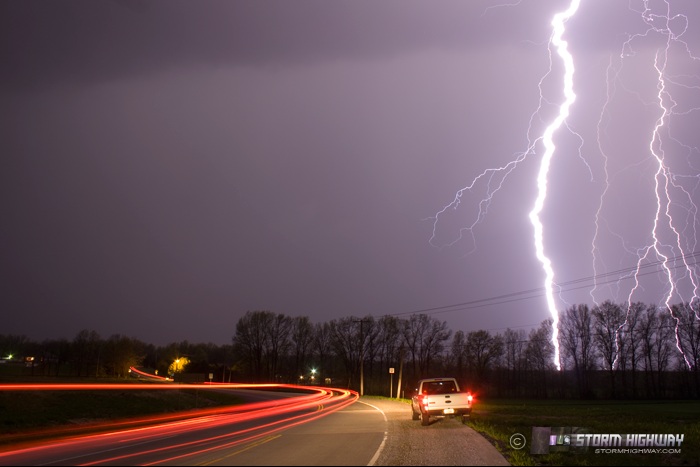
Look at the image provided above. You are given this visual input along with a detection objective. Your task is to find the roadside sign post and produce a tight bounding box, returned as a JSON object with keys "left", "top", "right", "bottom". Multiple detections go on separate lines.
{"left": 208, "top": 373, "right": 213, "bottom": 383}
{"left": 389, "top": 367, "right": 395, "bottom": 399}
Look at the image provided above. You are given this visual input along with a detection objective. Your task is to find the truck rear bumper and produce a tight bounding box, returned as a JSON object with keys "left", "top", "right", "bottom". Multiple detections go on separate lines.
{"left": 424, "top": 407, "right": 472, "bottom": 417}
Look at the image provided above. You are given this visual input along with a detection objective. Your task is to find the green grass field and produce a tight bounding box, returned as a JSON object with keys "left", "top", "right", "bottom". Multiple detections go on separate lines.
{"left": 465, "top": 399, "right": 700, "bottom": 466}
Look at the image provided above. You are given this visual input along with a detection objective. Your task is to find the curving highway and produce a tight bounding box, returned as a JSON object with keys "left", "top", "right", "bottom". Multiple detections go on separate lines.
{"left": 0, "top": 385, "right": 509, "bottom": 466}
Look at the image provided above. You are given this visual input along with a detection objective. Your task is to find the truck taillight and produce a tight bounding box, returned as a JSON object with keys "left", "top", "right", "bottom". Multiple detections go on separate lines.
{"left": 467, "top": 394, "right": 473, "bottom": 403}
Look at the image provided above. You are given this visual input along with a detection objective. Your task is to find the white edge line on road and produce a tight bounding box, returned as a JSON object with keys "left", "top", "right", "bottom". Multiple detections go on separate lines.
{"left": 356, "top": 399, "right": 388, "bottom": 467}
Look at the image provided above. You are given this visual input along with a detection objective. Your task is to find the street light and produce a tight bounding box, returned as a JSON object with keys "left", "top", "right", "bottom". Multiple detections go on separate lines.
{"left": 169, "top": 357, "right": 189, "bottom": 380}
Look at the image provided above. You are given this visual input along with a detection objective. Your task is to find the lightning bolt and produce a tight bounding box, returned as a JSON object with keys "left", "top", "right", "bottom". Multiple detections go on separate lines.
{"left": 430, "top": 0, "right": 582, "bottom": 371}
{"left": 606, "top": 1, "right": 700, "bottom": 369}
{"left": 528, "top": 0, "right": 580, "bottom": 371}
{"left": 430, "top": 0, "right": 700, "bottom": 371}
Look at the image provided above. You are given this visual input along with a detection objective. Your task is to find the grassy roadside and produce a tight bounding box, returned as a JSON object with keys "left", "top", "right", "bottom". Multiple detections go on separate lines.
{"left": 464, "top": 399, "right": 700, "bottom": 466}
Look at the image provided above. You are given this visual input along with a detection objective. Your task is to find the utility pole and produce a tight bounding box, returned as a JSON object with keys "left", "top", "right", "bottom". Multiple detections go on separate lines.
{"left": 353, "top": 318, "right": 370, "bottom": 396}
{"left": 396, "top": 345, "right": 404, "bottom": 400}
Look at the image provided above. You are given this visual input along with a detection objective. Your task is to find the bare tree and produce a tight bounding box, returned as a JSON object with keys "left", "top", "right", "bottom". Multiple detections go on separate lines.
{"left": 376, "top": 316, "right": 402, "bottom": 369}
{"left": 329, "top": 317, "right": 362, "bottom": 389}
{"left": 233, "top": 310, "right": 274, "bottom": 381}
{"left": 39, "top": 338, "right": 71, "bottom": 377}
{"left": 291, "top": 316, "right": 314, "bottom": 381}
{"left": 421, "top": 318, "right": 451, "bottom": 375}
{"left": 525, "top": 319, "right": 555, "bottom": 398}
{"left": 463, "top": 330, "right": 503, "bottom": 391}
{"left": 401, "top": 314, "right": 451, "bottom": 378}
{"left": 560, "top": 304, "right": 596, "bottom": 398}
{"left": 655, "top": 309, "right": 676, "bottom": 395}
{"left": 673, "top": 302, "right": 700, "bottom": 395}
{"left": 502, "top": 328, "right": 527, "bottom": 397}
{"left": 592, "top": 300, "right": 624, "bottom": 397}
{"left": 637, "top": 304, "right": 659, "bottom": 396}
{"left": 361, "top": 317, "right": 380, "bottom": 393}
{"left": 264, "top": 313, "right": 292, "bottom": 381}
{"left": 71, "top": 329, "right": 102, "bottom": 377}
{"left": 450, "top": 330, "right": 467, "bottom": 380}
{"left": 375, "top": 316, "right": 402, "bottom": 394}
{"left": 313, "top": 322, "right": 334, "bottom": 384}
{"left": 636, "top": 304, "right": 675, "bottom": 397}
{"left": 103, "top": 334, "right": 144, "bottom": 379}
{"left": 622, "top": 302, "right": 645, "bottom": 397}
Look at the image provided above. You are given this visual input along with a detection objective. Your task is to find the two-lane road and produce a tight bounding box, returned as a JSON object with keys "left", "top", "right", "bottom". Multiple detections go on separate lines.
{"left": 0, "top": 390, "right": 510, "bottom": 466}
{"left": 171, "top": 398, "right": 388, "bottom": 466}
{"left": 0, "top": 387, "right": 367, "bottom": 466}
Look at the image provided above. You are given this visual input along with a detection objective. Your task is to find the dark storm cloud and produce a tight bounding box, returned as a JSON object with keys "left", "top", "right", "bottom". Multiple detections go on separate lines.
{"left": 6, "top": 0, "right": 696, "bottom": 92}
{"left": 2, "top": 0, "right": 699, "bottom": 345}
{"left": 0, "top": 0, "right": 570, "bottom": 91}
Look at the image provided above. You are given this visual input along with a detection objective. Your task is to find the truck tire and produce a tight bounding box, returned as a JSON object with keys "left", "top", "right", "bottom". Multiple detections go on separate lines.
{"left": 421, "top": 412, "right": 430, "bottom": 426}
{"left": 412, "top": 410, "right": 420, "bottom": 420}
{"left": 460, "top": 414, "right": 469, "bottom": 424}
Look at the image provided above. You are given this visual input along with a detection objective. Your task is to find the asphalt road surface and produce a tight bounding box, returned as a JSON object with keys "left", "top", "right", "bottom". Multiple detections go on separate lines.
{"left": 365, "top": 397, "right": 510, "bottom": 466}
{"left": 0, "top": 391, "right": 510, "bottom": 466}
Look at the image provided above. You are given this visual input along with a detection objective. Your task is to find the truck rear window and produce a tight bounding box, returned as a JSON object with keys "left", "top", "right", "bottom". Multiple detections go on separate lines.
{"left": 423, "top": 381, "right": 457, "bottom": 394}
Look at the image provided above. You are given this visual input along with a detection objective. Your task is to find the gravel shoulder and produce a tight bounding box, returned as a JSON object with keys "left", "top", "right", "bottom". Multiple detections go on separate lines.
{"left": 358, "top": 397, "right": 510, "bottom": 466}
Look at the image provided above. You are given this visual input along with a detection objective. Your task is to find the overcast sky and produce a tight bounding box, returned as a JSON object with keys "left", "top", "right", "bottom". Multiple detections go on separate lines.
{"left": 2, "top": 0, "right": 699, "bottom": 346}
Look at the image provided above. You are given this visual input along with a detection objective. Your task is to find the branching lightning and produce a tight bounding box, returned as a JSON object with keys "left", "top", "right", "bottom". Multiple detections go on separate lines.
{"left": 528, "top": 0, "right": 580, "bottom": 371}
{"left": 610, "top": 1, "right": 700, "bottom": 369}
{"left": 430, "top": 0, "right": 581, "bottom": 371}
{"left": 430, "top": 0, "right": 700, "bottom": 370}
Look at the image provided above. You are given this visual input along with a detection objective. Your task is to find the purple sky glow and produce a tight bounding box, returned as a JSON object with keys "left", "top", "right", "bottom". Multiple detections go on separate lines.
{"left": 2, "top": 0, "right": 699, "bottom": 345}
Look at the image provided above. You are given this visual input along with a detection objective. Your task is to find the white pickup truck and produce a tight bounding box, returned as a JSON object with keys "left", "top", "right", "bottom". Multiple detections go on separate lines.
{"left": 411, "top": 377, "right": 473, "bottom": 426}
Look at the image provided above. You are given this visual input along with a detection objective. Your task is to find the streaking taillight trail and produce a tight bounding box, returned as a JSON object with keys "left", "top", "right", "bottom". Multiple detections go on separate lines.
{"left": 0, "top": 381, "right": 358, "bottom": 466}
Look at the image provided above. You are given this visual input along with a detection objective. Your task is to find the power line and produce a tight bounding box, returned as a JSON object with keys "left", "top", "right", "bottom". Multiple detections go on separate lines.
{"left": 386, "top": 250, "right": 700, "bottom": 320}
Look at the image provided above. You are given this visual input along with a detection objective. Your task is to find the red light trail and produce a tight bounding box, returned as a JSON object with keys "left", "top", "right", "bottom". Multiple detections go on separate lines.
{"left": 0, "top": 380, "right": 358, "bottom": 466}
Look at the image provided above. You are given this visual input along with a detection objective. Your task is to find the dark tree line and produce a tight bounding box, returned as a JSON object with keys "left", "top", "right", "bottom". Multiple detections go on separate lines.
{"left": 1, "top": 300, "right": 699, "bottom": 399}
{"left": 554, "top": 300, "right": 700, "bottom": 399}
{"left": 0, "top": 332, "right": 235, "bottom": 382}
